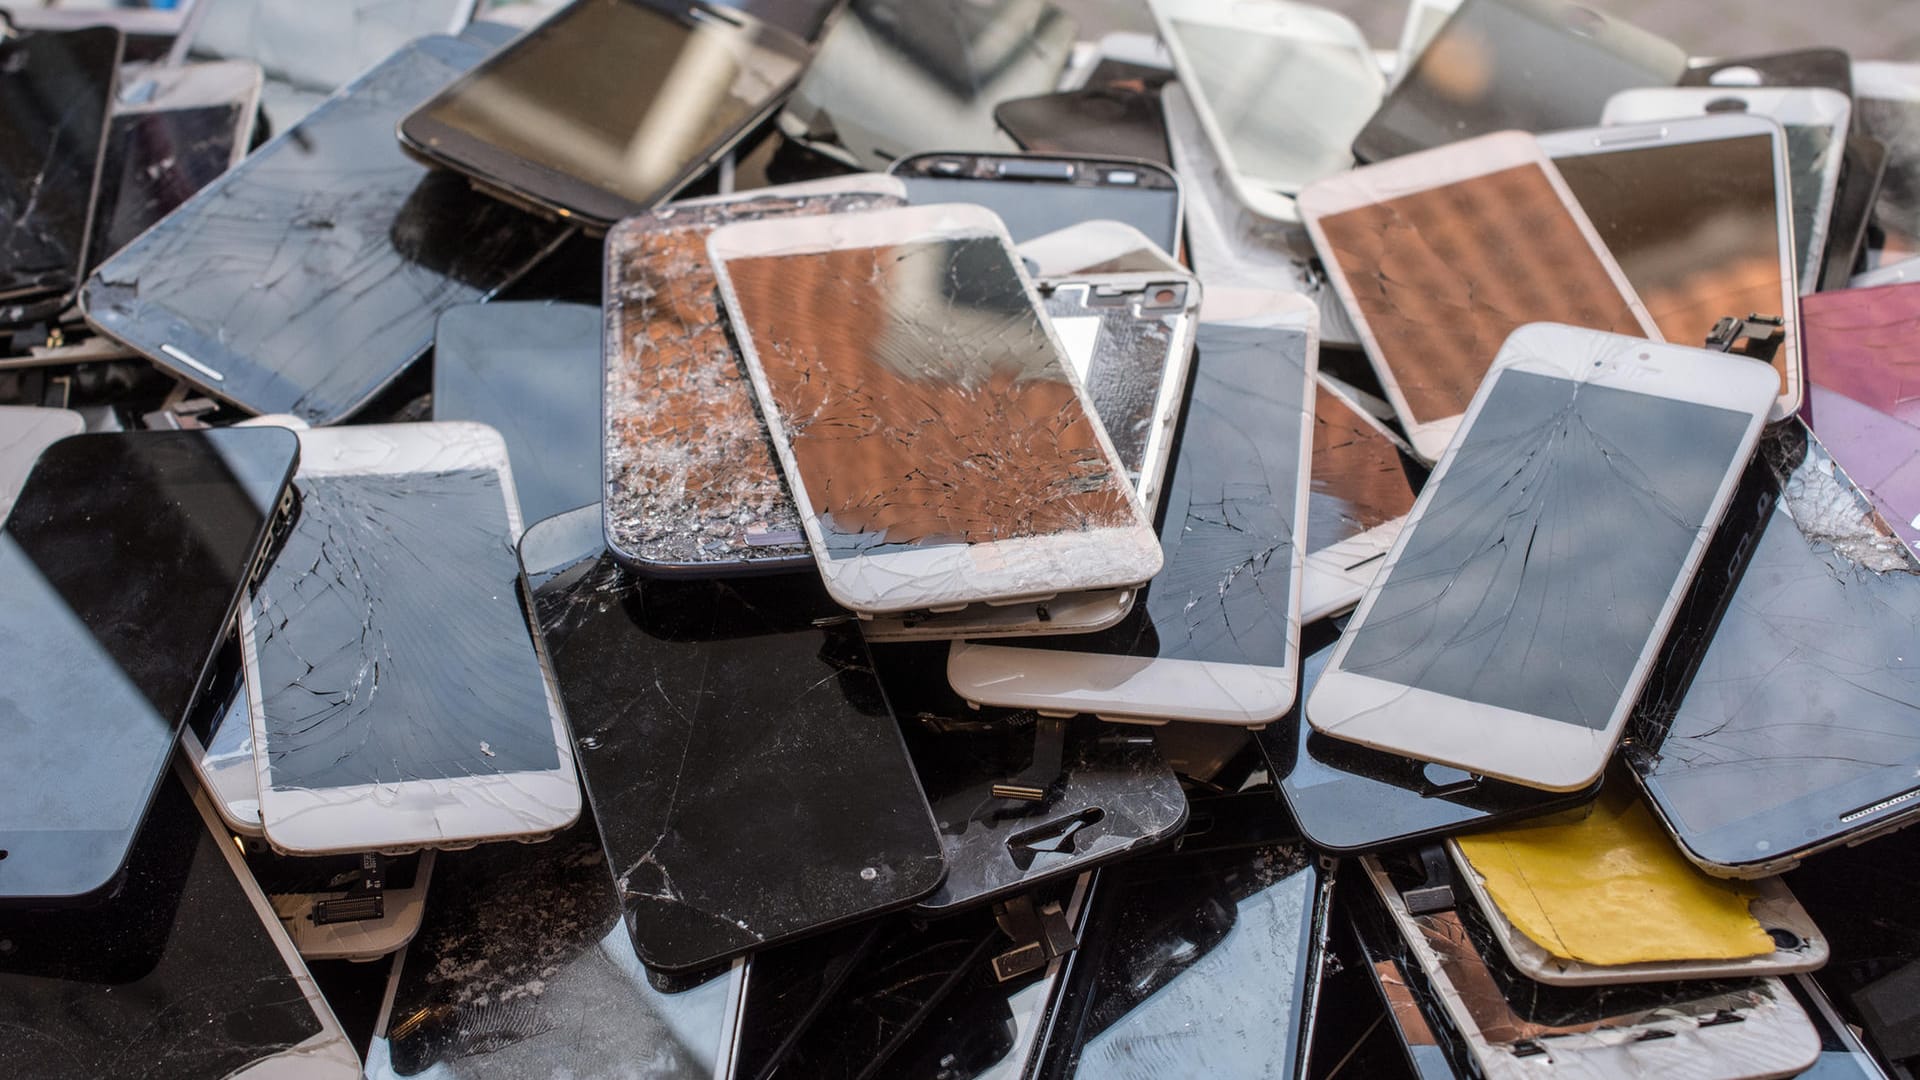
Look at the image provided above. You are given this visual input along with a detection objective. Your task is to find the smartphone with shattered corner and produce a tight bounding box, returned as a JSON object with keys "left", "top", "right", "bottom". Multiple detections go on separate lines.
{"left": 1300, "top": 130, "right": 1661, "bottom": 462}
{"left": 602, "top": 177, "right": 908, "bottom": 578}
{"left": 993, "top": 86, "right": 1173, "bottom": 169}
{"left": 242, "top": 422, "right": 581, "bottom": 858}
{"left": 890, "top": 152, "right": 1184, "bottom": 253}
{"left": 708, "top": 202, "right": 1164, "bottom": 615}
{"left": 1308, "top": 325, "right": 1777, "bottom": 793}
{"left": 1300, "top": 375, "right": 1421, "bottom": 622}
{"left": 947, "top": 290, "right": 1317, "bottom": 727}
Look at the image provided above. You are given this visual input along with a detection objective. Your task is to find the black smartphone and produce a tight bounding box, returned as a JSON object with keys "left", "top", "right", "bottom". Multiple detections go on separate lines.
{"left": 0, "top": 27, "right": 122, "bottom": 325}
{"left": 81, "top": 35, "right": 570, "bottom": 426}
{"left": 399, "top": 0, "right": 812, "bottom": 227}
{"left": 890, "top": 151, "right": 1182, "bottom": 251}
{"left": 0, "top": 428, "right": 300, "bottom": 905}
{"left": 994, "top": 87, "right": 1172, "bottom": 168}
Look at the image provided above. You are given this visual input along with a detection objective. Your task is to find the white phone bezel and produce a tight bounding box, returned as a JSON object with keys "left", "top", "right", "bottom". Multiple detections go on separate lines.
{"left": 1447, "top": 840, "right": 1829, "bottom": 986}
{"left": 1148, "top": 0, "right": 1382, "bottom": 225}
{"left": 1299, "top": 374, "right": 1414, "bottom": 623}
{"left": 1537, "top": 113, "right": 1803, "bottom": 420}
{"left": 272, "top": 850, "right": 436, "bottom": 964}
{"left": 1602, "top": 87, "right": 1851, "bottom": 297}
{"left": 706, "top": 202, "right": 1164, "bottom": 615}
{"left": 1300, "top": 130, "right": 1663, "bottom": 462}
{"left": 946, "top": 290, "right": 1318, "bottom": 728}
{"left": 244, "top": 422, "right": 581, "bottom": 856}
{"left": 1306, "top": 324, "right": 1777, "bottom": 792}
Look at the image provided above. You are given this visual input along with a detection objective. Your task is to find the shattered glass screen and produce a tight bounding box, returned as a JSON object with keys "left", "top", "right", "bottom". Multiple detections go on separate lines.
{"left": 87, "top": 105, "right": 244, "bottom": 273}
{"left": 1553, "top": 135, "right": 1789, "bottom": 381}
{"left": 0, "top": 27, "right": 116, "bottom": 302}
{"left": 1314, "top": 163, "right": 1649, "bottom": 425}
{"left": 1630, "top": 425, "right": 1920, "bottom": 860}
{"left": 720, "top": 234, "right": 1137, "bottom": 558}
{"left": 412, "top": 0, "right": 805, "bottom": 208}
{"left": 1801, "top": 284, "right": 1920, "bottom": 558}
{"left": 1042, "top": 282, "right": 1186, "bottom": 485}
{"left": 251, "top": 470, "right": 559, "bottom": 791}
{"left": 1020, "top": 322, "right": 1307, "bottom": 666}
{"left": 603, "top": 191, "right": 903, "bottom": 571}
{"left": 1783, "top": 123, "right": 1840, "bottom": 291}
{"left": 1308, "top": 382, "right": 1419, "bottom": 553}
{"left": 84, "top": 37, "right": 569, "bottom": 424}
{"left": 1167, "top": 19, "right": 1376, "bottom": 191}
{"left": 1339, "top": 369, "right": 1752, "bottom": 728}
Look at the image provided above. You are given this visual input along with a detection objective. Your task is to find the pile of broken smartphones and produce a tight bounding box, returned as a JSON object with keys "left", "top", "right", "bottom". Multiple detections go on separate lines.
{"left": 14, "top": 0, "right": 1920, "bottom": 1076}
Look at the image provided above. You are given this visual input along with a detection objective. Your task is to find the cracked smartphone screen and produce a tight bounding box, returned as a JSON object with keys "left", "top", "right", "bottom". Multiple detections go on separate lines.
{"left": 1801, "top": 282, "right": 1920, "bottom": 559}
{"left": 1312, "top": 161, "right": 1650, "bottom": 428}
{"left": 83, "top": 36, "right": 569, "bottom": 425}
{"left": 603, "top": 190, "right": 905, "bottom": 573}
{"left": 1308, "top": 380, "right": 1419, "bottom": 555}
{"left": 1630, "top": 422, "right": 1920, "bottom": 871}
{"left": 251, "top": 470, "right": 560, "bottom": 793}
{"left": 1337, "top": 366, "right": 1753, "bottom": 730}
{"left": 718, "top": 231, "right": 1138, "bottom": 558}
{"left": 87, "top": 105, "right": 245, "bottom": 273}
{"left": 1043, "top": 279, "right": 1193, "bottom": 489}
{"left": 0, "top": 27, "right": 118, "bottom": 307}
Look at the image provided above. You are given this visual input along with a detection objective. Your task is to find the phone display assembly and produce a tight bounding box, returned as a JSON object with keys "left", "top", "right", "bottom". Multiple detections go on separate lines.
{"left": 603, "top": 181, "right": 907, "bottom": 577}
{"left": 890, "top": 152, "right": 1183, "bottom": 252}
{"left": 1149, "top": 0, "right": 1381, "bottom": 225}
{"left": 1300, "top": 131, "right": 1658, "bottom": 461}
{"left": 1540, "top": 114, "right": 1802, "bottom": 420}
{"left": 0, "top": 405, "right": 85, "bottom": 517}
{"left": 1308, "top": 326, "right": 1777, "bottom": 793}
{"left": 243, "top": 423, "right": 580, "bottom": 857}
{"left": 873, "top": 641, "right": 1187, "bottom": 912}
{"left": 0, "top": 427, "right": 298, "bottom": 904}
{"left": 367, "top": 808, "right": 745, "bottom": 1080}
{"left": 732, "top": 923, "right": 885, "bottom": 1080}
{"left": 433, "top": 301, "right": 601, "bottom": 527}
{"left": 1852, "top": 61, "right": 1920, "bottom": 262}
{"left": 253, "top": 849, "right": 434, "bottom": 963}
{"left": 1302, "top": 376, "right": 1421, "bottom": 622}
{"left": 1351, "top": 0, "right": 1686, "bottom": 163}
{"left": 82, "top": 36, "right": 572, "bottom": 426}
{"left": 994, "top": 87, "right": 1172, "bottom": 169}
{"left": 948, "top": 291, "right": 1316, "bottom": 726}
{"left": 1824, "top": 136, "right": 1890, "bottom": 292}
{"left": 521, "top": 517, "right": 946, "bottom": 973}
{"left": 1358, "top": 852, "right": 1822, "bottom": 1080}
{"left": 1033, "top": 823, "right": 1330, "bottom": 1079}
{"left": 401, "top": 0, "right": 810, "bottom": 228}
{"left": 0, "top": 764, "right": 360, "bottom": 1079}
{"left": 1606, "top": 87, "right": 1851, "bottom": 297}
{"left": 87, "top": 60, "right": 261, "bottom": 272}
{"left": 1682, "top": 48, "right": 1854, "bottom": 98}
{"left": 709, "top": 203, "right": 1162, "bottom": 615}
{"left": 1265, "top": 621, "right": 1601, "bottom": 854}
{"left": 782, "top": 0, "right": 1077, "bottom": 171}
{"left": 1629, "top": 421, "right": 1920, "bottom": 878}
{"left": 1800, "top": 282, "right": 1920, "bottom": 561}
{"left": 0, "top": 27, "right": 121, "bottom": 326}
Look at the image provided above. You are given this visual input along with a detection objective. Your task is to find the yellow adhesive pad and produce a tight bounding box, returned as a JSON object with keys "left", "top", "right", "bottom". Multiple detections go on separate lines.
{"left": 1455, "top": 785, "right": 1774, "bottom": 966}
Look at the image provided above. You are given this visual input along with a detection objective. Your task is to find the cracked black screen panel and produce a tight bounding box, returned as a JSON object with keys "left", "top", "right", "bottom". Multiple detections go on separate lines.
{"left": 1340, "top": 369, "right": 1752, "bottom": 729}
{"left": 252, "top": 470, "right": 559, "bottom": 792}
{"left": 1021, "top": 322, "right": 1307, "bottom": 665}
{"left": 1631, "top": 424, "right": 1920, "bottom": 863}
{"left": 0, "top": 27, "right": 117, "bottom": 303}
{"left": 86, "top": 104, "right": 243, "bottom": 273}
{"left": 1043, "top": 284, "right": 1183, "bottom": 484}
{"left": 84, "top": 36, "right": 569, "bottom": 424}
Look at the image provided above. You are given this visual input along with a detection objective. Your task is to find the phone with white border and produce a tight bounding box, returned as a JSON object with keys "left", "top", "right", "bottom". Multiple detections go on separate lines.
{"left": 1308, "top": 324, "right": 1777, "bottom": 792}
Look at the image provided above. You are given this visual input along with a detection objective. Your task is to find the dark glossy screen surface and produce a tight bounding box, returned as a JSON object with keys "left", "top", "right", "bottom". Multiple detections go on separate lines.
{"left": 252, "top": 469, "right": 558, "bottom": 791}
{"left": 0, "top": 428, "right": 295, "bottom": 902}
{"left": 84, "top": 36, "right": 569, "bottom": 425}
{"left": 87, "top": 104, "right": 243, "bottom": 272}
{"left": 1308, "top": 381, "right": 1419, "bottom": 553}
{"left": 1339, "top": 369, "right": 1751, "bottom": 728}
{"left": 994, "top": 88, "right": 1171, "bottom": 167}
{"left": 0, "top": 27, "right": 118, "bottom": 304}
{"left": 1630, "top": 423, "right": 1920, "bottom": 869}
{"left": 899, "top": 176, "right": 1180, "bottom": 250}
{"left": 1020, "top": 321, "right": 1309, "bottom": 666}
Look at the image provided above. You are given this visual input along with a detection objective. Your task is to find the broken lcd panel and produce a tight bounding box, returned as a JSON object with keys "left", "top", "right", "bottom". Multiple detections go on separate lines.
{"left": 87, "top": 102, "right": 248, "bottom": 273}
{"left": 521, "top": 519, "right": 946, "bottom": 973}
{"left": 82, "top": 35, "right": 570, "bottom": 425}
{"left": 601, "top": 187, "right": 905, "bottom": 576}
{"left": 1800, "top": 281, "right": 1920, "bottom": 561}
{"left": 434, "top": 300, "right": 602, "bottom": 527}
{"left": 733, "top": 923, "right": 886, "bottom": 1080}
{"left": 1630, "top": 421, "right": 1920, "bottom": 877}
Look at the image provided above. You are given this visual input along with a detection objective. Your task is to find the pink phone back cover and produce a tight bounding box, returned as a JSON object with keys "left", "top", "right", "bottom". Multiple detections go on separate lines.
{"left": 1802, "top": 282, "right": 1920, "bottom": 552}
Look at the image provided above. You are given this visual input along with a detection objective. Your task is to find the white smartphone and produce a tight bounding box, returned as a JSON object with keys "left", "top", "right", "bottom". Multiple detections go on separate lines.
{"left": 1299, "top": 374, "right": 1419, "bottom": 622}
{"left": 1538, "top": 114, "right": 1803, "bottom": 421}
{"left": 707, "top": 202, "right": 1164, "bottom": 614}
{"left": 1149, "top": 0, "right": 1382, "bottom": 225}
{"left": 947, "top": 289, "right": 1317, "bottom": 727}
{"left": 243, "top": 422, "right": 581, "bottom": 856}
{"left": 1605, "top": 87, "right": 1850, "bottom": 297}
{"left": 1300, "top": 130, "right": 1662, "bottom": 461}
{"left": 1307, "top": 324, "right": 1777, "bottom": 792}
